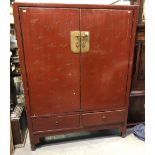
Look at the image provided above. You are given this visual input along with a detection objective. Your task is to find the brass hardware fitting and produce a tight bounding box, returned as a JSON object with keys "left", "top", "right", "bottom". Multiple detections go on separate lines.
{"left": 70, "top": 31, "right": 90, "bottom": 53}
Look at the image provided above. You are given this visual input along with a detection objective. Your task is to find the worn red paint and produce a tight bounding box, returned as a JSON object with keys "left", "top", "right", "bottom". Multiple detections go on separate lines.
{"left": 13, "top": 3, "right": 138, "bottom": 150}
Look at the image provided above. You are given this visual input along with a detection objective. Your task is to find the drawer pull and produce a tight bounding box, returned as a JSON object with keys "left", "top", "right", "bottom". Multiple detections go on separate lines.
{"left": 102, "top": 116, "right": 106, "bottom": 120}
{"left": 55, "top": 121, "right": 59, "bottom": 126}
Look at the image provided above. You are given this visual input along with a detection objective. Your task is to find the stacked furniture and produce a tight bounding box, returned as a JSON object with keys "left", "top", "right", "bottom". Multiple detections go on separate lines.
{"left": 10, "top": 7, "right": 27, "bottom": 147}
{"left": 128, "top": 0, "right": 145, "bottom": 126}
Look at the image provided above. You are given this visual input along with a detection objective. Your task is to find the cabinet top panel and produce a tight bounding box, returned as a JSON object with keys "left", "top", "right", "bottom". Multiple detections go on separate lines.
{"left": 13, "top": 1, "right": 138, "bottom": 10}
{"left": 14, "top": 0, "right": 130, "bottom": 5}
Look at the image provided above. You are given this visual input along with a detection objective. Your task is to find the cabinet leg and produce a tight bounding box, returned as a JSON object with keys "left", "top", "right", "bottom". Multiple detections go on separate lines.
{"left": 119, "top": 127, "right": 126, "bottom": 138}
{"left": 31, "top": 145, "right": 36, "bottom": 151}
{"left": 121, "top": 131, "right": 126, "bottom": 138}
{"left": 30, "top": 135, "right": 40, "bottom": 151}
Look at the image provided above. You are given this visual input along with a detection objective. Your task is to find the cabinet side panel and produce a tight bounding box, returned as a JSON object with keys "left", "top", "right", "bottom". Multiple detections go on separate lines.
{"left": 13, "top": 3, "right": 35, "bottom": 146}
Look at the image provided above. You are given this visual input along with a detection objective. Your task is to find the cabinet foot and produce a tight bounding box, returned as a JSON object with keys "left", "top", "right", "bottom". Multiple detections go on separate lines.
{"left": 30, "top": 135, "right": 40, "bottom": 151}
{"left": 121, "top": 131, "right": 126, "bottom": 138}
{"left": 119, "top": 127, "right": 126, "bottom": 138}
{"left": 31, "top": 145, "right": 36, "bottom": 151}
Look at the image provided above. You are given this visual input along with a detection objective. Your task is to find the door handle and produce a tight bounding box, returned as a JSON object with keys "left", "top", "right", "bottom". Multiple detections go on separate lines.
{"left": 70, "top": 31, "right": 90, "bottom": 53}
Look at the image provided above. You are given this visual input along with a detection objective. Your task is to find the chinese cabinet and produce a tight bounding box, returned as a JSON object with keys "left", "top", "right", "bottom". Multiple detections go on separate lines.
{"left": 13, "top": 2, "right": 138, "bottom": 150}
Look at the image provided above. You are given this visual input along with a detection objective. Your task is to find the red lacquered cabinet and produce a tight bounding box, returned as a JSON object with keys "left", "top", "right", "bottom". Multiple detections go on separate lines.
{"left": 13, "top": 2, "right": 138, "bottom": 150}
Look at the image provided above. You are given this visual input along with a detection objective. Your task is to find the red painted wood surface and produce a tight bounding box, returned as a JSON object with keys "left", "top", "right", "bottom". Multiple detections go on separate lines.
{"left": 80, "top": 9, "right": 133, "bottom": 110}
{"left": 13, "top": 3, "right": 138, "bottom": 150}
{"left": 19, "top": 8, "right": 81, "bottom": 115}
{"left": 82, "top": 109, "right": 125, "bottom": 127}
{"left": 32, "top": 114, "right": 80, "bottom": 132}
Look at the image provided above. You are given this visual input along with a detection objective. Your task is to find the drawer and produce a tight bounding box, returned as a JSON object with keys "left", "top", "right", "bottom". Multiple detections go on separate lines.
{"left": 82, "top": 110, "right": 126, "bottom": 127}
{"left": 32, "top": 114, "right": 80, "bottom": 132}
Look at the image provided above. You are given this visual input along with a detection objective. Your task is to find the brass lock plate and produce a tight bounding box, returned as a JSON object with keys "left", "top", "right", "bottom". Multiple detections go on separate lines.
{"left": 81, "top": 31, "right": 90, "bottom": 53}
{"left": 70, "top": 31, "right": 90, "bottom": 53}
{"left": 70, "top": 31, "right": 80, "bottom": 53}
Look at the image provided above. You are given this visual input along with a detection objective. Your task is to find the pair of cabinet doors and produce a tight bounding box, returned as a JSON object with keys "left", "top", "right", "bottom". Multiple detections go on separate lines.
{"left": 19, "top": 7, "right": 134, "bottom": 116}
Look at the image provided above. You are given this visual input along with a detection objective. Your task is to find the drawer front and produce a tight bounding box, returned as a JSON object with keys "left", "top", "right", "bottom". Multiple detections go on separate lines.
{"left": 32, "top": 114, "right": 80, "bottom": 132}
{"left": 82, "top": 110, "right": 126, "bottom": 127}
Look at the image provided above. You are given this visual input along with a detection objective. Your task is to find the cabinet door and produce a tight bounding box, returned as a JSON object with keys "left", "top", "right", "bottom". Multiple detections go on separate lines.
{"left": 19, "top": 8, "right": 80, "bottom": 115}
{"left": 81, "top": 9, "right": 133, "bottom": 110}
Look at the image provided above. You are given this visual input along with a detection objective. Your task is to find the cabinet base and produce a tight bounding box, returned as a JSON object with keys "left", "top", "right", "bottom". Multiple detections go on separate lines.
{"left": 30, "top": 125, "right": 126, "bottom": 151}
{"left": 31, "top": 145, "right": 36, "bottom": 151}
